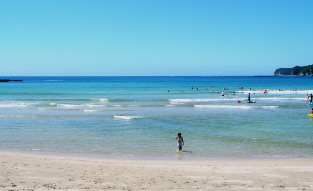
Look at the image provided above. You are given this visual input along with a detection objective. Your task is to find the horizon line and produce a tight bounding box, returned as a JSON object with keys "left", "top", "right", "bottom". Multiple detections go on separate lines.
{"left": 1, "top": 75, "right": 277, "bottom": 77}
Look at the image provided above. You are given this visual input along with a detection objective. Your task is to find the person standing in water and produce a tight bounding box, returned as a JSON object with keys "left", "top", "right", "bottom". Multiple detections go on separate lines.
{"left": 175, "top": 133, "right": 184, "bottom": 151}
{"left": 248, "top": 93, "right": 251, "bottom": 102}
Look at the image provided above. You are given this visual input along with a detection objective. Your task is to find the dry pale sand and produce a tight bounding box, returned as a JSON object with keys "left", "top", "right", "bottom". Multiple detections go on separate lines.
{"left": 1, "top": 152, "right": 313, "bottom": 191}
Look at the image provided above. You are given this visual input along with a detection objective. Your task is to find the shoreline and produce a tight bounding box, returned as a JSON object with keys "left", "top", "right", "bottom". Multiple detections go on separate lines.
{"left": 3, "top": 149, "right": 313, "bottom": 161}
{"left": 1, "top": 151, "right": 313, "bottom": 190}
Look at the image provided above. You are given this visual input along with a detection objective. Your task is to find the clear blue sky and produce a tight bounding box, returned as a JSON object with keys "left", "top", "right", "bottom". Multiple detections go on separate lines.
{"left": 0, "top": 0, "right": 312, "bottom": 76}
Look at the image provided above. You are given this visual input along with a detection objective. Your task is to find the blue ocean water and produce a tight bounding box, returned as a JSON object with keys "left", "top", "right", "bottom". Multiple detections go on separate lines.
{"left": 1, "top": 76, "right": 313, "bottom": 159}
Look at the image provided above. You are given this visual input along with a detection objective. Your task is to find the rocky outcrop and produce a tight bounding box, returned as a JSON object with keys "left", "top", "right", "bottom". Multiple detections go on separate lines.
{"left": 274, "top": 64, "right": 313, "bottom": 76}
{"left": 0, "top": 79, "right": 23, "bottom": 82}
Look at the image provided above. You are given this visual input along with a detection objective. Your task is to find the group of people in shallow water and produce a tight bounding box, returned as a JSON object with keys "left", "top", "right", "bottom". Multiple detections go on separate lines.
{"left": 175, "top": 90, "right": 313, "bottom": 151}
{"left": 221, "top": 87, "right": 271, "bottom": 103}
{"left": 221, "top": 91, "right": 237, "bottom": 97}
{"left": 306, "top": 94, "right": 313, "bottom": 103}
{"left": 306, "top": 94, "right": 313, "bottom": 115}
{"left": 222, "top": 90, "right": 254, "bottom": 103}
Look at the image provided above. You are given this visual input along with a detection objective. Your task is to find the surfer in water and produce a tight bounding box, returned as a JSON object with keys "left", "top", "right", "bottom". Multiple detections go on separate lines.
{"left": 175, "top": 133, "right": 184, "bottom": 151}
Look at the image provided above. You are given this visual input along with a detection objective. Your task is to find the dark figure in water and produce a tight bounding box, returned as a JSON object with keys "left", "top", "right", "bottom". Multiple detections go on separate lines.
{"left": 310, "top": 94, "right": 313, "bottom": 103}
{"left": 248, "top": 93, "right": 251, "bottom": 102}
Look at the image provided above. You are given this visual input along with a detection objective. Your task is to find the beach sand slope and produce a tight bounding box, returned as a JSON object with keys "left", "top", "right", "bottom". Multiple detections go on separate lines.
{"left": 1, "top": 152, "right": 313, "bottom": 191}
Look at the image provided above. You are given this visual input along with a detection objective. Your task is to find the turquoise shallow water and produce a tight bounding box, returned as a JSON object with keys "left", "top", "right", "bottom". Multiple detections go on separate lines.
{"left": 1, "top": 76, "right": 313, "bottom": 159}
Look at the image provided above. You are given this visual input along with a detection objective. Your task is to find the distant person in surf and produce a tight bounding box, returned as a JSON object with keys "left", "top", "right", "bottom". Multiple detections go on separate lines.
{"left": 175, "top": 133, "right": 184, "bottom": 151}
{"left": 310, "top": 108, "right": 313, "bottom": 115}
{"left": 248, "top": 93, "right": 251, "bottom": 102}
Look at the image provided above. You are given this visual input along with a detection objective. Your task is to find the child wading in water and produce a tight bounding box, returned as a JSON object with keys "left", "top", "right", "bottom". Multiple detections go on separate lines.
{"left": 176, "top": 133, "right": 184, "bottom": 151}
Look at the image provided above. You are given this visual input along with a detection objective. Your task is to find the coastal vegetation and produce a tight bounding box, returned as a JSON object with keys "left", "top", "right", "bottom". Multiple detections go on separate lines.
{"left": 274, "top": 64, "right": 313, "bottom": 76}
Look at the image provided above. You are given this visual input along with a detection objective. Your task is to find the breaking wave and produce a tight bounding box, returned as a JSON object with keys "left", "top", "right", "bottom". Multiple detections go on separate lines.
{"left": 194, "top": 105, "right": 279, "bottom": 109}
{"left": 113, "top": 115, "right": 143, "bottom": 120}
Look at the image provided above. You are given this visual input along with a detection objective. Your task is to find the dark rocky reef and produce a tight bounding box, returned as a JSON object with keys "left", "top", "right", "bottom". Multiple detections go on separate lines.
{"left": 0, "top": 79, "right": 23, "bottom": 82}
{"left": 274, "top": 64, "right": 313, "bottom": 76}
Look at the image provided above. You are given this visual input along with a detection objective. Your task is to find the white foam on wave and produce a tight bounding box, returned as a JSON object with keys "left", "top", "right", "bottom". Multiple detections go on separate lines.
{"left": 194, "top": 105, "right": 279, "bottom": 109}
{"left": 0, "top": 115, "right": 39, "bottom": 118}
{"left": 194, "top": 105, "right": 252, "bottom": 109}
{"left": 82, "top": 109, "right": 97, "bottom": 112}
{"left": 259, "top": 106, "right": 279, "bottom": 109}
{"left": 0, "top": 103, "right": 29, "bottom": 107}
{"left": 170, "top": 96, "right": 307, "bottom": 104}
{"left": 114, "top": 115, "right": 143, "bottom": 120}
{"left": 112, "top": 105, "right": 123, "bottom": 107}
{"left": 57, "top": 104, "right": 82, "bottom": 108}
{"left": 86, "top": 104, "right": 107, "bottom": 108}
{"left": 56, "top": 104, "right": 107, "bottom": 108}
{"left": 92, "top": 98, "right": 109, "bottom": 103}
{"left": 38, "top": 108, "right": 47, "bottom": 110}
{"left": 170, "top": 98, "right": 243, "bottom": 104}
{"left": 257, "top": 97, "right": 306, "bottom": 101}
{"left": 239, "top": 90, "right": 313, "bottom": 95}
{"left": 170, "top": 99, "right": 208, "bottom": 103}
{"left": 31, "top": 148, "right": 43, "bottom": 151}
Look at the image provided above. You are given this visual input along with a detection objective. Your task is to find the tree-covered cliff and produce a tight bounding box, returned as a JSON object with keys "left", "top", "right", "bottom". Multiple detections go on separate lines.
{"left": 274, "top": 64, "right": 313, "bottom": 76}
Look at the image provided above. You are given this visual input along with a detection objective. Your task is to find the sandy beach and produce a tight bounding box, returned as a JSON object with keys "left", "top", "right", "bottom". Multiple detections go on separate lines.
{"left": 0, "top": 152, "right": 312, "bottom": 191}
